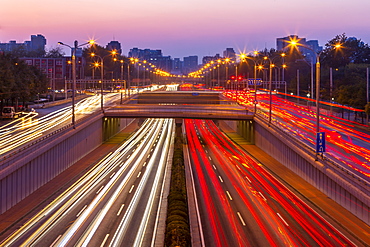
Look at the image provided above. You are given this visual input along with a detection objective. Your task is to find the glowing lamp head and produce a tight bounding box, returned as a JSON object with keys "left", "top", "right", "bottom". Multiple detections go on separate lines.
{"left": 334, "top": 43, "right": 342, "bottom": 49}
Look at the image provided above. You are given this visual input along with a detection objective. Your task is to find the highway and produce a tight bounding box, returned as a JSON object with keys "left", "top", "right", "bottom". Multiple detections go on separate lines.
{"left": 0, "top": 118, "right": 174, "bottom": 247}
{"left": 0, "top": 93, "right": 121, "bottom": 157}
{"left": 185, "top": 119, "right": 356, "bottom": 247}
{"left": 224, "top": 90, "right": 370, "bottom": 180}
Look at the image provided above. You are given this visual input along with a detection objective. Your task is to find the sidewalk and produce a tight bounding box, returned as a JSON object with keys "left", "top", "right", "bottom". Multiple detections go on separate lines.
{"left": 0, "top": 119, "right": 139, "bottom": 239}
{"left": 219, "top": 121, "right": 370, "bottom": 246}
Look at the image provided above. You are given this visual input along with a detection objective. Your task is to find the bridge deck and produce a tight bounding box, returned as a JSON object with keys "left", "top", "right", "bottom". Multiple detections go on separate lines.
{"left": 104, "top": 104, "right": 254, "bottom": 120}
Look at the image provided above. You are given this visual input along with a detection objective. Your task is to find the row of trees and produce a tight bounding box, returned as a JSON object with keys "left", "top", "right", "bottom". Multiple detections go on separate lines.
{"left": 0, "top": 53, "right": 48, "bottom": 109}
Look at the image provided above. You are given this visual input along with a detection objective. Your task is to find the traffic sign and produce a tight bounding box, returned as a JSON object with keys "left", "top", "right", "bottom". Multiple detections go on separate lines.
{"left": 316, "top": 132, "right": 326, "bottom": 153}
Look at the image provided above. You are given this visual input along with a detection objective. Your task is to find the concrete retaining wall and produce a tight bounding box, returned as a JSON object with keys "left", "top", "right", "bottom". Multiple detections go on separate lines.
{"left": 0, "top": 114, "right": 133, "bottom": 214}
{"left": 253, "top": 117, "right": 370, "bottom": 225}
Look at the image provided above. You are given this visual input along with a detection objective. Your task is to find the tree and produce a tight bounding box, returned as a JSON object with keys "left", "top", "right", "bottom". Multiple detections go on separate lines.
{"left": 0, "top": 53, "right": 48, "bottom": 108}
{"left": 45, "top": 47, "right": 65, "bottom": 58}
{"left": 321, "top": 33, "right": 370, "bottom": 68}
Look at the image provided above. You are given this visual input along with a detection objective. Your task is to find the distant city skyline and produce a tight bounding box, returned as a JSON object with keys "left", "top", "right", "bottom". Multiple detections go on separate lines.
{"left": 1, "top": 0, "right": 370, "bottom": 58}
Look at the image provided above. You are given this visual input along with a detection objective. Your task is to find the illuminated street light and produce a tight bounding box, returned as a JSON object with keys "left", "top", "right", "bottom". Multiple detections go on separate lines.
{"left": 58, "top": 39, "right": 94, "bottom": 128}
{"left": 288, "top": 38, "right": 342, "bottom": 156}
{"left": 91, "top": 50, "right": 117, "bottom": 111}
{"left": 239, "top": 54, "right": 259, "bottom": 113}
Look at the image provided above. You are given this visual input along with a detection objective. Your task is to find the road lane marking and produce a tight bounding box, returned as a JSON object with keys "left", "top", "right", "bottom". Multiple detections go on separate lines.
{"left": 259, "top": 192, "right": 267, "bottom": 201}
{"left": 100, "top": 234, "right": 110, "bottom": 247}
{"left": 110, "top": 172, "right": 116, "bottom": 178}
{"left": 237, "top": 212, "right": 246, "bottom": 226}
{"left": 236, "top": 165, "right": 241, "bottom": 171}
{"left": 245, "top": 176, "right": 252, "bottom": 183}
{"left": 208, "top": 156, "right": 212, "bottom": 161}
{"left": 218, "top": 176, "right": 224, "bottom": 183}
{"left": 205, "top": 150, "right": 208, "bottom": 153}
{"left": 226, "top": 191, "right": 233, "bottom": 200}
{"left": 76, "top": 205, "right": 87, "bottom": 217}
{"left": 148, "top": 154, "right": 151, "bottom": 158}
{"left": 132, "top": 149, "right": 135, "bottom": 152}
{"left": 50, "top": 235, "right": 62, "bottom": 247}
{"left": 213, "top": 165, "right": 217, "bottom": 170}
{"left": 143, "top": 161, "right": 147, "bottom": 167}
{"left": 127, "top": 154, "right": 131, "bottom": 158}
{"left": 277, "top": 213, "right": 289, "bottom": 226}
{"left": 117, "top": 204, "right": 125, "bottom": 216}
{"left": 137, "top": 171, "right": 142, "bottom": 178}
{"left": 96, "top": 185, "right": 104, "bottom": 194}
{"left": 129, "top": 185, "right": 135, "bottom": 193}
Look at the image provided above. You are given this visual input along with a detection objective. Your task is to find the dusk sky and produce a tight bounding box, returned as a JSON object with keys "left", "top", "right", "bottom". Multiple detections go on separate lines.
{"left": 1, "top": 0, "right": 370, "bottom": 60}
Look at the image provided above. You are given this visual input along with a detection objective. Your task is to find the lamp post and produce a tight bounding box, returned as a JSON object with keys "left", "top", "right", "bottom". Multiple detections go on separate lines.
{"left": 261, "top": 53, "right": 290, "bottom": 124}
{"left": 120, "top": 60, "right": 124, "bottom": 104}
{"left": 289, "top": 40, "right": 342, "bottom": 156}
{"left": 58, "top": 40, "right": 94, "bottom": 128}
{"left": 367, "top": 67, "right": 369, "bottom": 125}
{"left": 240, "top": 54, "right": 258, "bottom": 113}
{"left": 264, "top": 57, "right": 274, "bottom": 125}
{"left": 91, "top": 50, "right": 117, "bottom": 111}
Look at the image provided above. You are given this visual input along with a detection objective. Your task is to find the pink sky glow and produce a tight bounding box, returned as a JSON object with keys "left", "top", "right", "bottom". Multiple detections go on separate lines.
{"left": 1, "top": 0, "right": 370, "bottom": 59}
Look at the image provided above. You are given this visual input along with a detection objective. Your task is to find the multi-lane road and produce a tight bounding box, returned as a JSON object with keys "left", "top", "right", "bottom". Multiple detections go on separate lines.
{"left": 0, "top": 93, "right": 121, "bottom": 156}
{"left": 0, "top": 118, "right": 174, "bottom": 247}
{"left": 185, "top": 119, "right": 356, "bottom": 246}
{"left": 224, "top": 91, "right": 370, "bottom": 180}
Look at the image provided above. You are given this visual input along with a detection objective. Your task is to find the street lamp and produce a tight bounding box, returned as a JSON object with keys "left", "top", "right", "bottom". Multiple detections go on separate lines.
{"left": 58, "top": 39, "right": 94, "bottom": 128}
{"left": 239, "top": 54, "right": 259, "bottom": 113}
{"left": 119, "top": 60, "right": 125, "bottom": 104}
{"left": 224, "top": 58, "right": 230, "bottom": 89}
{"left": 91, "top": 50, "right": 117, "bottom": 111}
{"left": 263, "top": 56, "right": 274, "bottom": 125}
{"left": 288, "top": 39, "right": 342, "bottom": 156}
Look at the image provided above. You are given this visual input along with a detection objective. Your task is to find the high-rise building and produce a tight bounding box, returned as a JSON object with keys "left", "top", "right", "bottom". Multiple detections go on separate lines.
{"left": 202, "top": 54, "right": 221, "bottom": 65}
{"left": 183, "top": 56, "right": 198, "bottom": 74}
{"left": 20, "top": 56, "right": 85, "bottom": 89}
{"left": 223, "top": 48, "right": 236, "bottom": 60}
{"left": 30, "top": 34, "right": 46, "bottom": 52}
{"left": 107, "top": 41, "right": 122, "bottom": 55}
{"left": 128, "top": 47, "right": 173, "bottom": 72}
{"left": 276, "top": 35, "right": 322, "bottom": 62}
{"left": 172, "top": 58, "right": 183, "bottom": 74}
{"left": 0, "top": 34, "right": 46, "bottom": 55}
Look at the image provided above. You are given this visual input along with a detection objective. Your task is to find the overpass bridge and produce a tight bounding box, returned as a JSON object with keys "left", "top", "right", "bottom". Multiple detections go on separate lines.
{"left": 104, "top": 104, "right": 253, "bottom": 120}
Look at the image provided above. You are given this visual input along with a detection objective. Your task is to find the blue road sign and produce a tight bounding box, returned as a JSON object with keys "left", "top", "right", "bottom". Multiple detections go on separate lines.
{"left": 316, "top": 132, "right": 326, "bottom": 153}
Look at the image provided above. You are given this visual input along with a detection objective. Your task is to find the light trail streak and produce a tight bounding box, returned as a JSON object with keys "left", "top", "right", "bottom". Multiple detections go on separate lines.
{"left": 0, "top": 118, "right": 166, "bottom": 246}
{"left": 0, "top": 93, "right": 120, "bottom": 156}
{"left": 188, "top": 119, "right": 356, "bottom": 246}
{"left": 223, "top": 91, "right": 370, "bottom": 179}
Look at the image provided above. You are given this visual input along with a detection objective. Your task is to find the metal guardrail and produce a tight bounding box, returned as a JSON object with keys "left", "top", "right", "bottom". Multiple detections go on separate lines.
{"left": 254, "top": 111, "right": 369, "bottom": 187}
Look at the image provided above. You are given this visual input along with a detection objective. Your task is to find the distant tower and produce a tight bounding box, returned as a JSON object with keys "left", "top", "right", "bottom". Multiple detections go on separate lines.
{"left": 107, "top": 41, "right": 122, "bottom": 55}
{"left": 30, "top": 34, "right": 46, "bottom": 52}
{"left": 277, "top": 35, "right": 322, "bottom": 62}
{"left": 223, "top": 48, "right": 236, "bottom": 60}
